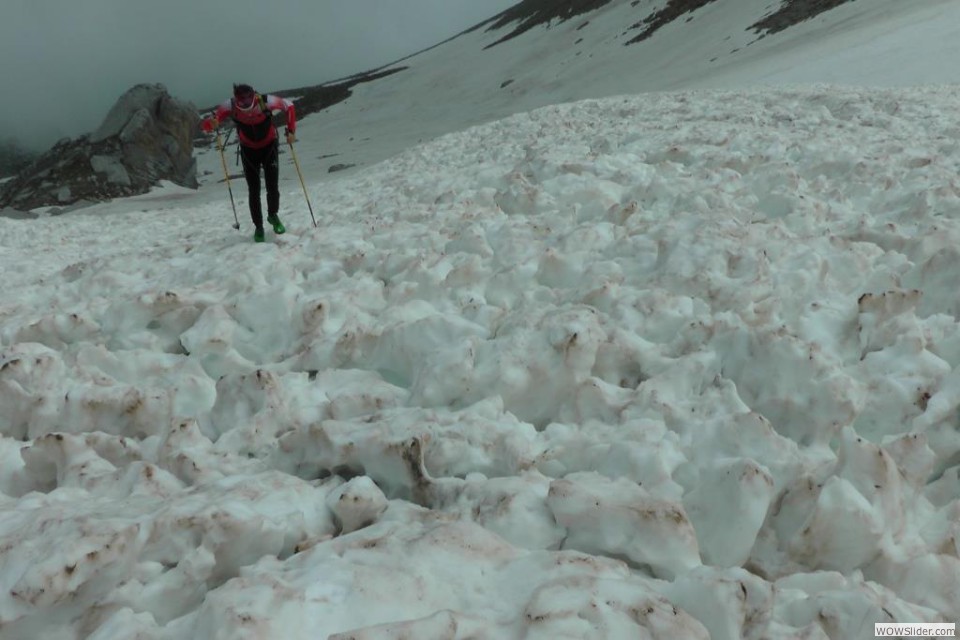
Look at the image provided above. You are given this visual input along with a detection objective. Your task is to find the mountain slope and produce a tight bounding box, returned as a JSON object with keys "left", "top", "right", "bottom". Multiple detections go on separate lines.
{"left": 246, "top": 0, "right": 960, "bottom": 182}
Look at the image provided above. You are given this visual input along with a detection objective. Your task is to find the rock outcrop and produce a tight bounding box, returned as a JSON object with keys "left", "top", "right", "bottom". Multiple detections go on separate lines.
{"left": 0, "top": 84, "right": 199, "bottom": 212}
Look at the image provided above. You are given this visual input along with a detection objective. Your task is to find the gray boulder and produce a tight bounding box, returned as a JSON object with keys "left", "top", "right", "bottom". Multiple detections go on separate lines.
{"left": 0, "top": 206, "right": 37, "bottom": 220}
{"left": 0, "top": 83, "right": 199, "bottom": 212}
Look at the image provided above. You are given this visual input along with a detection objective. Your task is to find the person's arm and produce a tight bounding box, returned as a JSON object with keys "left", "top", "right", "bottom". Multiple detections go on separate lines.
{"left": 265, "top": 95, "right": 296, "bottom": 138}
{"left": 200, "top": 100, "right": 233, "bottom": 132}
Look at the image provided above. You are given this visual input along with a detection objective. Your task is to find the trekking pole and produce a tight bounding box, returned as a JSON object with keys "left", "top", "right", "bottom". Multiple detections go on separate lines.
{"left": 286, "top": 133, "right": 317, "bottom": 227}
{"left": 215, "top": 127, "right": 241, "bottom": 230}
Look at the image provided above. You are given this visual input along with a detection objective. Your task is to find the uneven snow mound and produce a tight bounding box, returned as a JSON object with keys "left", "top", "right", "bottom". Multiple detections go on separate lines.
{"left": 1, "top": 86, "right": 959, "bottom": 638}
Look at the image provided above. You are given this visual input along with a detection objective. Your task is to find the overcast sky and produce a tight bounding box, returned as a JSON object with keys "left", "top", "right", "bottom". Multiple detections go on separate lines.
{"left": 2, "top": 0, "right": 516, "bottom": 151}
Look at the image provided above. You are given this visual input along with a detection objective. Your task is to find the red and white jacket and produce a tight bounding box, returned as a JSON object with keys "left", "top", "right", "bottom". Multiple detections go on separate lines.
{"left": 202, "top": 94, "right": 296, "bottom": 149}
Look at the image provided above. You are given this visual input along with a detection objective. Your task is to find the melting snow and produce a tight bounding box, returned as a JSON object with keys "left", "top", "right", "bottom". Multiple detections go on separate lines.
{"left": 1, "top": 85, "right": 960, "bottom": 638}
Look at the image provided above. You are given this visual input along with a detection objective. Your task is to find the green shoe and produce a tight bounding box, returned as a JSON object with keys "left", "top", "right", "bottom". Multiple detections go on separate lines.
{"left": 253, "top": 227, "right": 265, "bottom": 243}
{"left": 267, "top": 214, "right": 286, "bottom": 235}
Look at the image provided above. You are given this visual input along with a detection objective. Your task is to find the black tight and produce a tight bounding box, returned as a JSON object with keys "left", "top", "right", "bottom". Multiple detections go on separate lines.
{"left": 240, "top": 140, "right": 279, "bottom": 229}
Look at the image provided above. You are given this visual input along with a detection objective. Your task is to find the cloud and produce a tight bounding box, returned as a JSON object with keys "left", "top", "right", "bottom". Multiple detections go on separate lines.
{"left": 2, "top": 0, "right": 514, "bottom": 150}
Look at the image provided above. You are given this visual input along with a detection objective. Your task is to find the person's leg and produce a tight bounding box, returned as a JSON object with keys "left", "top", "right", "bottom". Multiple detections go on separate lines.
{"left": 263, "top": 140, "right": 285, "bottom": 233}
{"left": 264, "top": 140, "right": 280, "bottom": 222}
{"left": 240, "top": 145, "right": 264, "bottom": 230}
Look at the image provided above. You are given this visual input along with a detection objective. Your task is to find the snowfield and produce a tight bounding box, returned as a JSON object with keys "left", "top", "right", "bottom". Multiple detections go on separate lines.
{"left": 1, "top": 84, "right": 959, "bottom": 638}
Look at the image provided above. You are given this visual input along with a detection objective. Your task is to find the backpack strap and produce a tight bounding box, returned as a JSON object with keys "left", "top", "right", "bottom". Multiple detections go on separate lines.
{"left": 230, "top": 94, "right": 270, "bottom": 116}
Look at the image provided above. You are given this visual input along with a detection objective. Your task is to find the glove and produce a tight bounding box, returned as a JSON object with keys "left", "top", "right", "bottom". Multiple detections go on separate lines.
{"left": 285, "top": 129, "right": 297, "bottom": 144}
{"left": 201, "top": 118, "right": 217, "bottom": 133}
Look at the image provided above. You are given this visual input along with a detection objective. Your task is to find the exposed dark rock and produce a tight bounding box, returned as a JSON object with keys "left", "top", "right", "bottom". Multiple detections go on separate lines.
{"left": 478, "top": 0, "right": 860, "bottom": 50}
{"left": 479, "top": 0, "right": 724, "bottom": 48}
{"left": 749, "top": 0, "right": 859, "bottom": 35}
{"left": 625, "top": 0, "right": 721, "bottom": 44}
{"left": 0, "top": 84, "right": 199, "bottom": 212}
{"left": 275, "top": 68, "right": 407, "bottom": 121}
{"left": 624, "top": 0, "right": 860, "bottom": 44}
{"left": 483, "top": 0, "right": 615, "bottom": 49}
{"left": 328, "top": 163, "right": 356, "bottom": 173}
{"left": 0, "top": 206, "right": 36, "bottom": 220}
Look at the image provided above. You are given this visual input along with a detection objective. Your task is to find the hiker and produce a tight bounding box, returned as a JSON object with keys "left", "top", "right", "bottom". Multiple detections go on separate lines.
{"left": 201, "top": 83, "right": 297, "bottom": 242}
